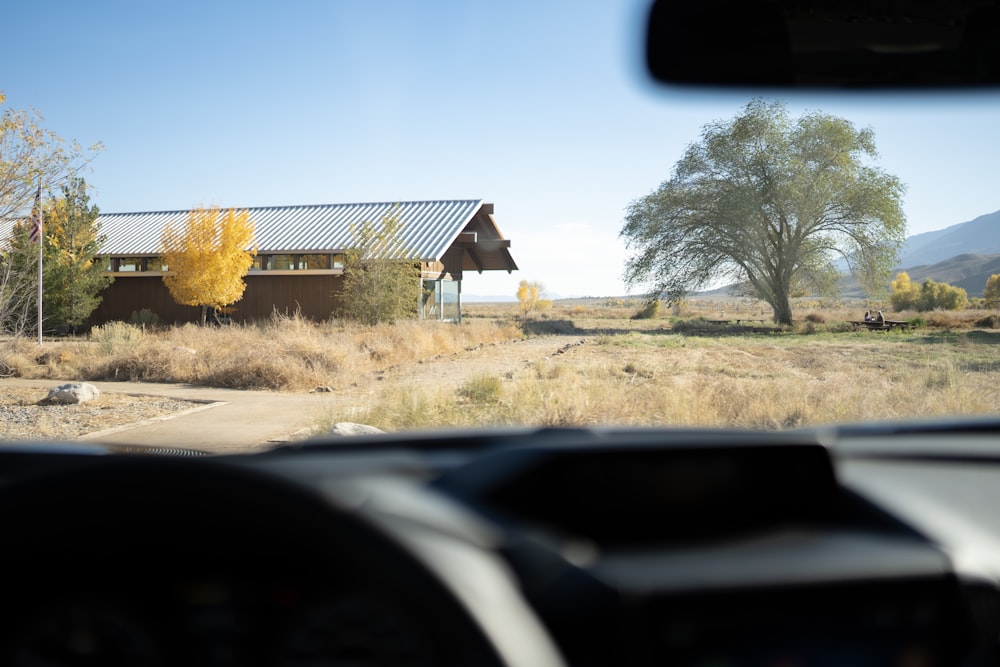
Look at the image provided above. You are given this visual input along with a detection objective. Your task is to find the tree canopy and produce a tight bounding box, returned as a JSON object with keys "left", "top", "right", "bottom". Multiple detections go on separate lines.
{"left": 890, "top": 271, "right": 967, "bottom": 312}
{"left": 160, "top": 207, "right": 256, "bottom": 324}
{"left": 40, "top": 178, "right": 112, "bottom": 328}
{"left": 620, "top": 99, "right": 906, "bottom": 324}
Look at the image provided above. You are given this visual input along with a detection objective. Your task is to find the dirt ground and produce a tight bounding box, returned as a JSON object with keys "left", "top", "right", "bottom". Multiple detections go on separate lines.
{"left": 0, "top": 335, "right": 583, "bottom": 442}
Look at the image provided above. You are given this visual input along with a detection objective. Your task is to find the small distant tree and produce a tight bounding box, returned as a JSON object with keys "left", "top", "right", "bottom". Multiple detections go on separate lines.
{"left": 41, "top": 178, "right": 113, "bottom": 328}
{"left": 517, "top": 280, "right": 544, "bottom": 318}
{"left": 917, "top": 278, "right": 967, "bottom": 312}
{"left": 338, "top": 212, "right": 419, "bottom": 325}
{"left": 889, "top": 271, "right": 920, "bottom": 310}
{"left": 985, "top": 274, "right": 1000, "bottom": 308}
{"left": 160, "top": 207, "right": 256, "bottom": 324}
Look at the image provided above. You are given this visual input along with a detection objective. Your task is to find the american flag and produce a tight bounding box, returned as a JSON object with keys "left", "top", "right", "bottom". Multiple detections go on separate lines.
{"left": 28, "top": 182, "right": 42, "bottom": 244}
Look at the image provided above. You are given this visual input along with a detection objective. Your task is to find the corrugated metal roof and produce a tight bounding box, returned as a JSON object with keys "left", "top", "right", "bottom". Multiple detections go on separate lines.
{"left": 94, "top": 199, "right": 486, "bottom": 260}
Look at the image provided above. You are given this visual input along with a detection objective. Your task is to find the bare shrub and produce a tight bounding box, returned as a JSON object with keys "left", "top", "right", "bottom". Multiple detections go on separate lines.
{"left": 9, "top": 315, "right": 522, "bottom": 391}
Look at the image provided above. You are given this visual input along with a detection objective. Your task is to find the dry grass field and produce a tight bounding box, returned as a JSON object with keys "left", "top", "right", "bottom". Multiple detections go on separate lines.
{"left": 347, "top": 298, "right": 1000, "bottom": 431}
{"left": 3, "top": 298, "right": 1000, "bottom": 437}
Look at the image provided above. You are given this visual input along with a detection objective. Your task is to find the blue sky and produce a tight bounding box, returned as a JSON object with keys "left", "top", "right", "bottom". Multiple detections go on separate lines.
{"left": 5, "top": 1, "right": 999, "bottom": 298}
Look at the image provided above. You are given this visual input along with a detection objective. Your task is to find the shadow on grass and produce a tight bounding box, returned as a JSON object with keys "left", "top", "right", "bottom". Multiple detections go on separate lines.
{"left": 520, "top": 319, "right": 583, "bottom": 335}
{"left": 966, "top": 330, "right": 1000, "bottom": 344}
{"left": 522, "top": 319, "right": 681, "bottom": 337}
{"left": 913, "top": 330, "right": 1000, "bottom": 345}
{"left": 520, "top": 318, "right": 791, "bottom": 338}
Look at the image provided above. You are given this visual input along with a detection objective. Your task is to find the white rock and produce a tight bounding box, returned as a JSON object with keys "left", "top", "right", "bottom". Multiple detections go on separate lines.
{"left": 327, "top": 422, "right": 384, "bottom": 437}
{"left": 45, "top": 382, "right": 101, "bottom": 405}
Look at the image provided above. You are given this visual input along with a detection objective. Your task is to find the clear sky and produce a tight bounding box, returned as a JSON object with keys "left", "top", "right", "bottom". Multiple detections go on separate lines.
{"left": 5, "top": 1, "right": 999, "bottom": 299}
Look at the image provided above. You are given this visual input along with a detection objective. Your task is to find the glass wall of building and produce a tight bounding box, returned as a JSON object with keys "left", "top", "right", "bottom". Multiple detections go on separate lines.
{"left": 421, "top": 279, "right": 461, "bottom": 322}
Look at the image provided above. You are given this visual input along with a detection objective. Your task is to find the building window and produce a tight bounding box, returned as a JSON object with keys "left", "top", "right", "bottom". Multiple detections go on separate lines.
{"left": 252, "top": 255, "right": 267, "bottom": 271}
{"left": 299, "top": 254, "right": 331, "bottom": 270}
{"left": 117, "top": 257, "right": 143, "bottom": 272}
{"left": 268, "top": 254, "right": 296, "bottom": 270}
{"left": 421, "top": 279, "right": 462, "bottom": 322}
{"left": 147, "top": 257, "right": 168, "bottom": 272}
{"left": 333, "top": 254, "right": 345, "bottom": 270}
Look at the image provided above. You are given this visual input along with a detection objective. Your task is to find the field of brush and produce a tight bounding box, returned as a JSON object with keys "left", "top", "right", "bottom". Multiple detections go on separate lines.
{"left": 4, "top": 296, "right": 1000, "bottom": 432}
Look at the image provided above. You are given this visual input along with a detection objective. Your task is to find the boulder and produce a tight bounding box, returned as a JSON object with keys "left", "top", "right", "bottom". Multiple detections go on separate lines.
{"left": 327, "top": 422, "right": 383, "bottom": 437}
{"left": 44, "top": 382, "right": 101, "bottom": 405}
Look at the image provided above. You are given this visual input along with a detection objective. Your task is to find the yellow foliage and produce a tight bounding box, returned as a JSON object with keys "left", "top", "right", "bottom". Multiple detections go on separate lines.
{"left": 985, "top": 274, "right": 1000, "bottom": 308}
{"left": 517, "top": 280, "right": 542, "bottom": 317}
{"left": 160, "top": 207, "right": 256, "bottom": 319}
{"left": 889, "top": 271, "right": 919, "bottom": 311}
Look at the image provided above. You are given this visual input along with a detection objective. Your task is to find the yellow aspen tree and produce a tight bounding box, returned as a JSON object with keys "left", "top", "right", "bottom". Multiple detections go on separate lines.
{"left": 516, "top": 279, "right": 541, "bottom": 318}
{"left": 889, "top": 271, "right": 919, "bottom": 311}
{"left": 160, "top": 207, "right": 256, "bottom": 324}
{"left": 985, "top": 274, "right": 1000, "bottom": 308}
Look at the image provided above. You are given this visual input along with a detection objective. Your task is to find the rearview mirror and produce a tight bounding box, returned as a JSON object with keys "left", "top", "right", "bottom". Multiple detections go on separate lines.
{"left": 646, "top": 0, "right": 1000, "bottom": 88}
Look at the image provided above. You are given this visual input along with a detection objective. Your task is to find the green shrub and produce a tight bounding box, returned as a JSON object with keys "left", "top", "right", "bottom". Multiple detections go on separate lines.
{"left": 632, "top": 300, "right": 661, "bottom": 320}
{"left": 129, "top": 308, "right": 160, "bottom": 327}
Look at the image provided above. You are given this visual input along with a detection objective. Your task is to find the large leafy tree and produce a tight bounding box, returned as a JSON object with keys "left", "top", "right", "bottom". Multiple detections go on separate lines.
{"left": 160, "top": 207, "right": 257, "bottom": 324}
{"left": 338, "top": 211, "right": 419, "bottom": 325}
{"left": 621, "top": 99, "right": 906, "bottom": 325}
{"left": 41, "top": 178, "right": 113, "bottom": 328}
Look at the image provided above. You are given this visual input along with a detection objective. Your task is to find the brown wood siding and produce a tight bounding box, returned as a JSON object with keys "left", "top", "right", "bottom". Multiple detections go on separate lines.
{"left": 239, "top": 274, "right": 343, "bottom": 321}
{"left": 91, "top": 276, "right": 201, "bottom": 325}
{"left": 91, "top": 273, "right": 345, "bottom": 325}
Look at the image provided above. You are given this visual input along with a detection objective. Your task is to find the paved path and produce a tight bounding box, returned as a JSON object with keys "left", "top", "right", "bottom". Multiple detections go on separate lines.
{"left": 1, "top": 378, "right": 352, "bottom": 454}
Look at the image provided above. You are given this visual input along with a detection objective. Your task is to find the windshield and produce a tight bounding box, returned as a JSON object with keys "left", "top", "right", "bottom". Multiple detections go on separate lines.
{"left": 2, "top": 1, "right": 1000, "bottom": 451}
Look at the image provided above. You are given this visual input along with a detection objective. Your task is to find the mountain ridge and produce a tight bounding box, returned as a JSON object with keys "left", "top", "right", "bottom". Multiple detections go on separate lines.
{"left": 900, "top": 209, "right": 1000, "bottom": 268}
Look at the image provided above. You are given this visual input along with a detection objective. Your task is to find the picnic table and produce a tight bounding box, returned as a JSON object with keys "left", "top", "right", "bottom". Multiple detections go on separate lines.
{"left": 849, "top": 319, "right": 911, "bottom": 332}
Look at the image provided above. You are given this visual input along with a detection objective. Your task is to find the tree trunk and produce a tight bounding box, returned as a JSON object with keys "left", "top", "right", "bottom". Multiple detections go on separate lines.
{"left": 771, "top": 296, "right": 793, "bottom": 326}
{"left": 200, "top": 305, "right": 207, "bottom": 326}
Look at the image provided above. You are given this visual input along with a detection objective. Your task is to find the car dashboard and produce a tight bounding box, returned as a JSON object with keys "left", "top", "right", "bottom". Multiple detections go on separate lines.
{"left": 1, "top": 425, "right": 999, "bottom": 667}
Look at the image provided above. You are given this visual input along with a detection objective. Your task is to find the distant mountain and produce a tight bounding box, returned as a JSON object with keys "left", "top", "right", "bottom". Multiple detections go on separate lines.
{"left": 900, "top": 210, "right": 1000, "bottom": 268}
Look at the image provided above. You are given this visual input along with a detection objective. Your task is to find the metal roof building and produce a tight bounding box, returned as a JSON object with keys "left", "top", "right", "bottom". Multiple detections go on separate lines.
{"left": 87, "top": 199, "right": 516, "bottom": 324}
{"left": 97, "top": 199, "right": 515, "bottom": 267}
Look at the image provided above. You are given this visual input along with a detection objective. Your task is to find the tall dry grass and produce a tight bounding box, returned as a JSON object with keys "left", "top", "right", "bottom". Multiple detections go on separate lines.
{"left": 343, "top": 328, "right": 1000, "bottom": 431}
{"left": 0, "top": 312, "right": 522, "bottom": 390}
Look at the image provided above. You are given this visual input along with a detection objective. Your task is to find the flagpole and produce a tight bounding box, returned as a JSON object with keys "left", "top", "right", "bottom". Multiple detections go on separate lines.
{"left": 35, "top": 177, "right": 43, "bottom": 345}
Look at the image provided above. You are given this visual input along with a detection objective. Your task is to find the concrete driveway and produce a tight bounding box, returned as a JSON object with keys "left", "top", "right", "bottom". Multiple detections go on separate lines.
{"left": 1, "top": 378, "right": 348, "bottom": 454}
